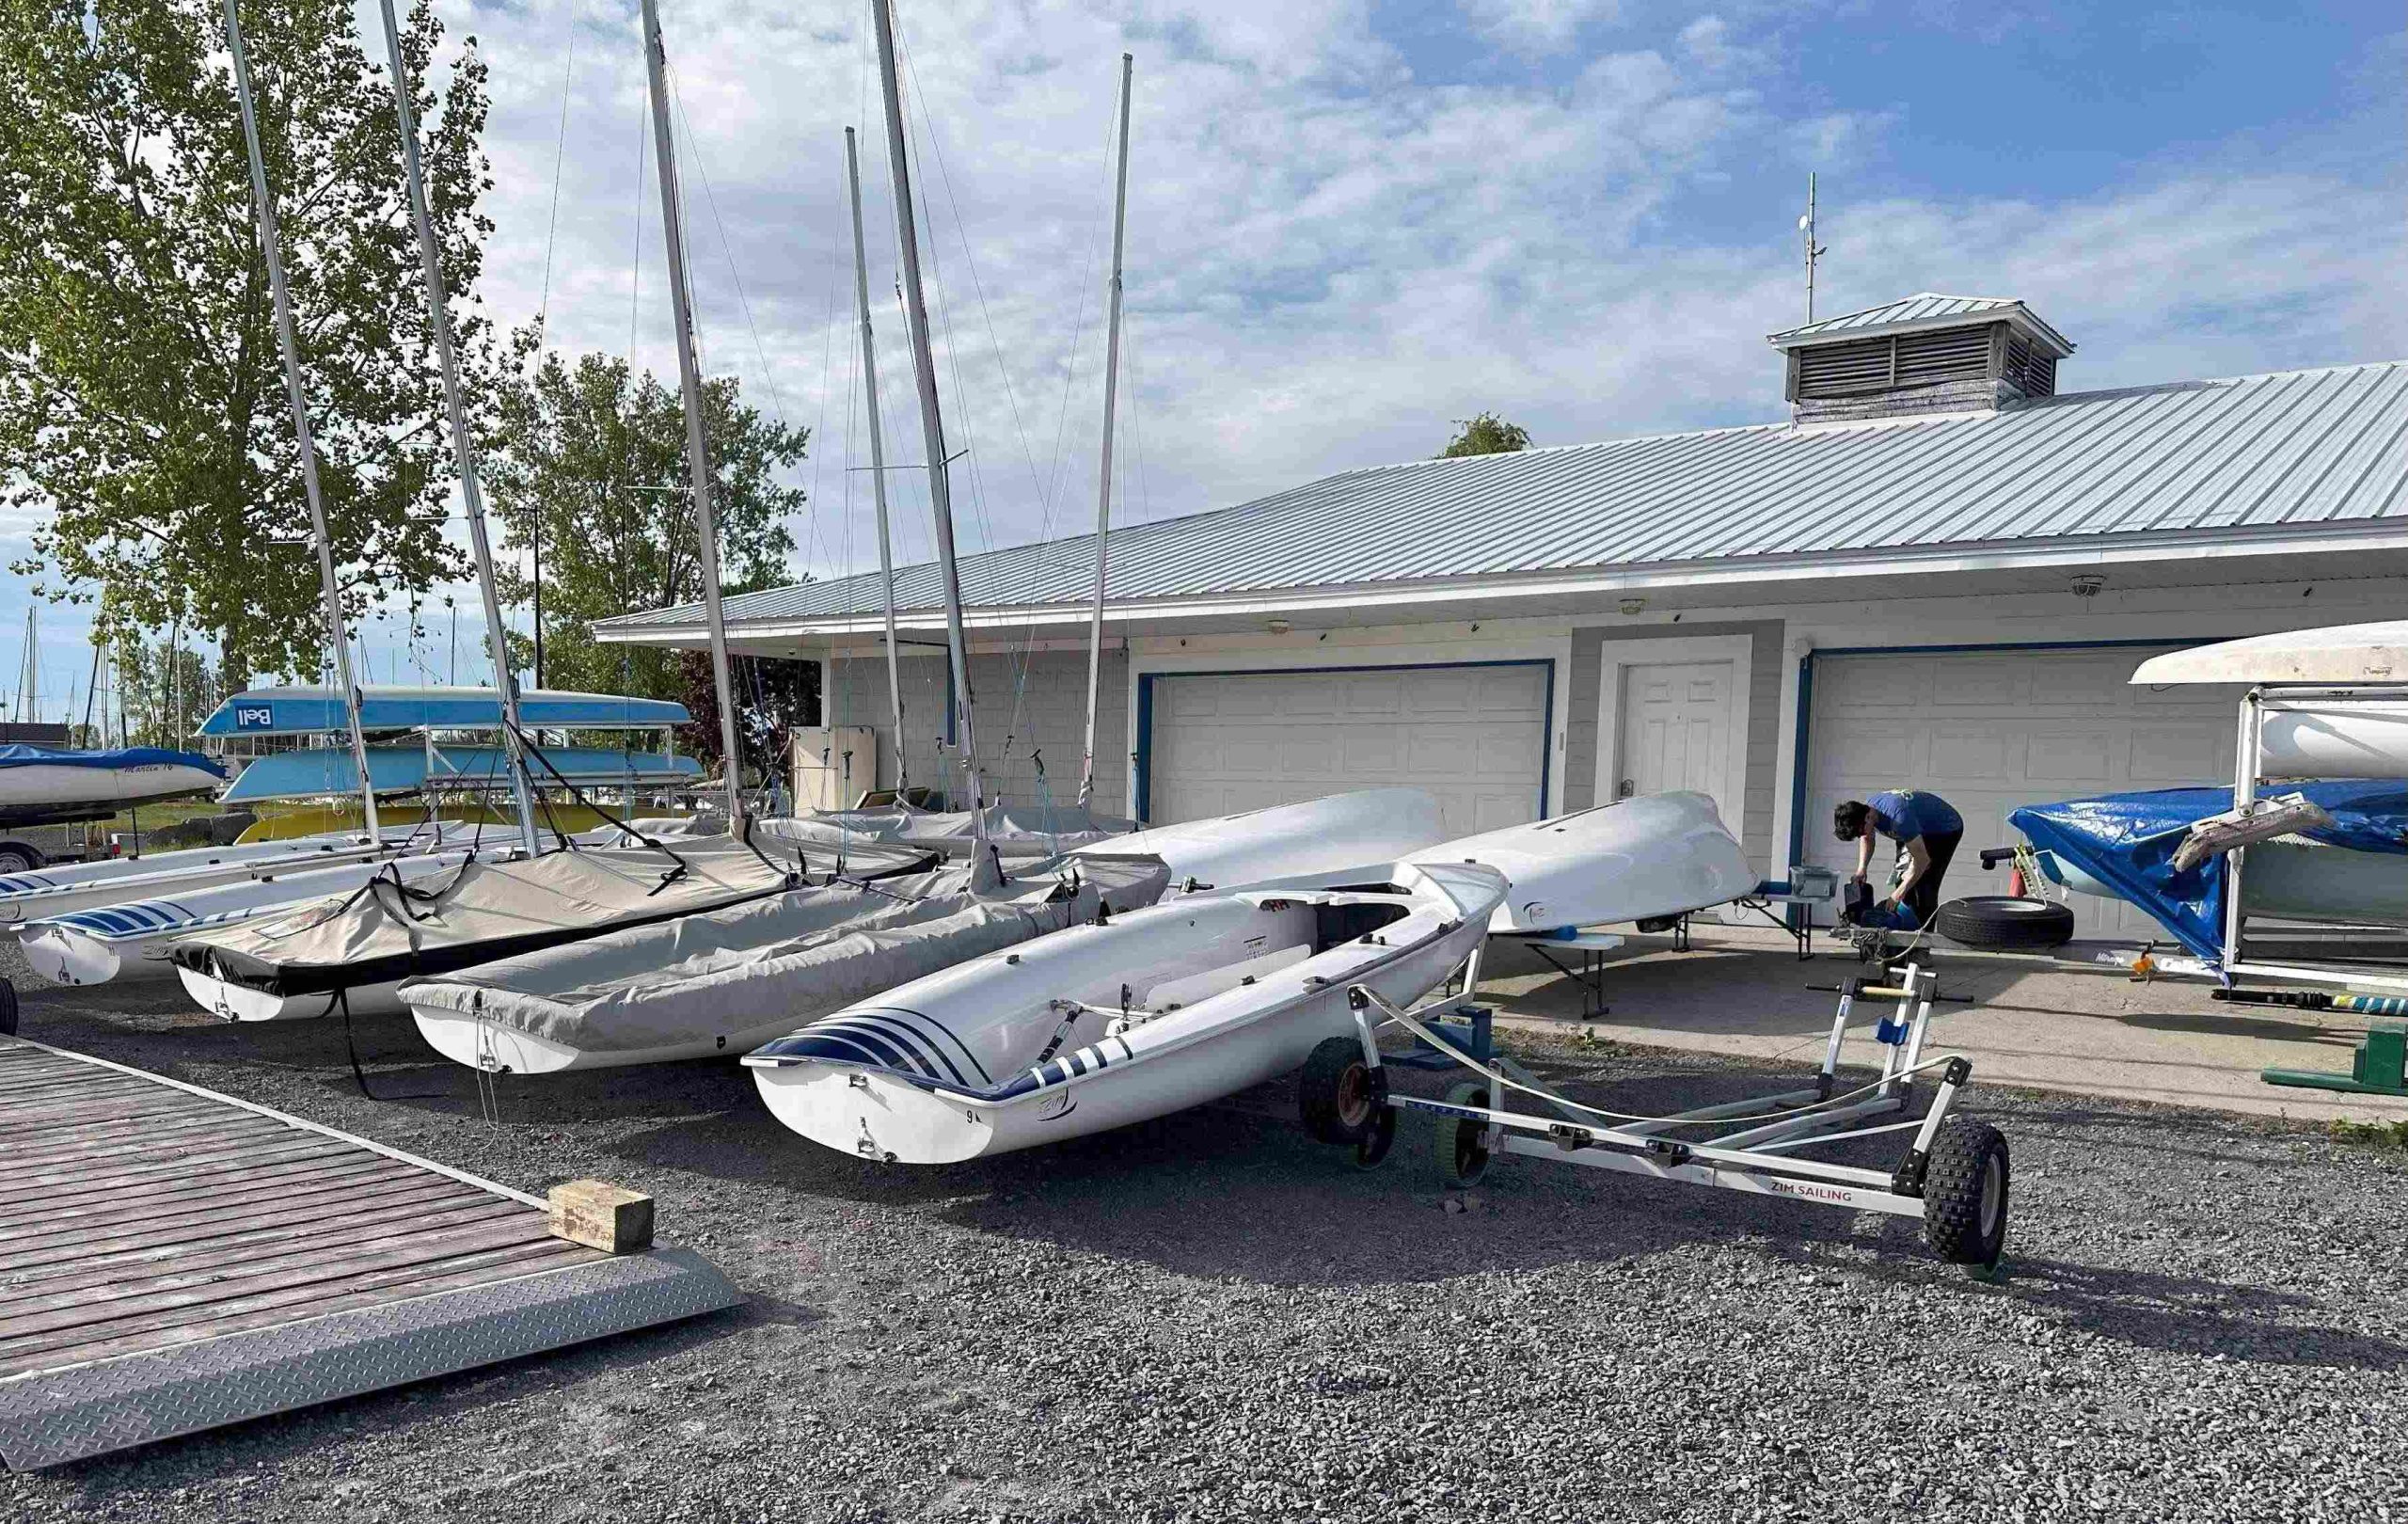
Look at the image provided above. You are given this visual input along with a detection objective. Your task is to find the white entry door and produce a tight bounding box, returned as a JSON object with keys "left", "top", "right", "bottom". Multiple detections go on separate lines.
{"left": 1618, "top": 661, "right": 1737, "bottom": 830}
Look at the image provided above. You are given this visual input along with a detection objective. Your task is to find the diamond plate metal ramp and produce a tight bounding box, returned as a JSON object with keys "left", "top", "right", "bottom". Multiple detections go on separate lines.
{"left": 0, "top": 1037, "right": 741, "bottom": 1469}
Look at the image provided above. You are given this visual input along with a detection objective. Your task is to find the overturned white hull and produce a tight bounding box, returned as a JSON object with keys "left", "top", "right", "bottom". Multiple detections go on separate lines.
{"left": 1070, "top": 787, "right": 1449, "bottom": 896}
{"left": 2258, "top": 704, "right": 2408, "bottom": 781}
{"left": 0, "top": 759, "right": 223, "bottom": 811}
{"left": 1412, "top": 790, "right": 1754, "bottom": 933}
{"left": 746, "top": 861, "right": 1505, "bottom": 1163}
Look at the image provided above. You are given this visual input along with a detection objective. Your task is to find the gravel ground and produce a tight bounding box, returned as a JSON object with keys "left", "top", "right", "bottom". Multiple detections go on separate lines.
{"left": 6, "top": 940, "right": 2406, "bottom": 1524}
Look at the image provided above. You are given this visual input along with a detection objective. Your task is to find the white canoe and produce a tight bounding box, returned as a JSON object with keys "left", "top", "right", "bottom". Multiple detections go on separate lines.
{"left": 1069, "top": 787, "right": 1449, "bottom": 895}
{"left": 1411, "top": 790, "right": 1756, "bottom": 933}
{"left": 20, "top": 849, "right": 482, "bottom": 990}
{"left": 746, "top": 860, "right": 1505, "bottom": 1164}
{"left": 0, "top": 821, "right": 483, "bottom": 927}
{"left": 404, "top": 854, "right": 1170, "bottom": 1074}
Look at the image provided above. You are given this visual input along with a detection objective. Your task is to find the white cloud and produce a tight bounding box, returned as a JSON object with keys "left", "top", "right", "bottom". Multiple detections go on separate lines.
{"left": 1456, "top": 0, "right": 1621, "bottom": 55}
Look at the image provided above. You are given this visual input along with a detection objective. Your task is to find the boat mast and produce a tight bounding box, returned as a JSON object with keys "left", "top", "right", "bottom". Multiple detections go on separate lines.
{"left": 869, "top": 0, "right": 989, "bottom": 859}
{"left": 845, "top": 126, "right": 908, "bottom": 796}
{"left": 223, "top": 0, "right": 381, "bottom": 838}
{"left": 372, "top": 0, "right": 542, "bottom": 857}
{"left": 641, "top": 0, "right": 747, "bottom": 831}
{"left": 1078, "top": 53, "right": 1133, "bottom": 811}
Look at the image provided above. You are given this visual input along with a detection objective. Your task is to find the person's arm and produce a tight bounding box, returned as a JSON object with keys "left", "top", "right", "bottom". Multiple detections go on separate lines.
{"left": 1884, "top": 835, "right": 1933, "bottom": 906}
{"left": 1853, "top": 832, "right": 1875, "bottom": 882}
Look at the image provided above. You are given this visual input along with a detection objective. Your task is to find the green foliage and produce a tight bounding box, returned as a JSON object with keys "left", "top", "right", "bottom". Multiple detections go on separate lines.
{"left": 0, "top": 0, "right": 498, "bottom": 675}
{"left": 483, "top": 343, "right": 804, "bottom": 709}
{"left": 112, "top": 632, "right": 244, "bottom": 745}
{"left": 1437, "top": 411, "right": 1531, "bottom": 458}
{"left": 2330, "top": 1117, "right": 2408, "bottom": 1151}
{"left": 672, "top": 647, "right": 819, "bottom": 785}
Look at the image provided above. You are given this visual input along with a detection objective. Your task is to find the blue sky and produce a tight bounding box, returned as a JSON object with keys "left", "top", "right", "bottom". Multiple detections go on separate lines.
{"left": 6, "top": 0, "right": 2403, "bottom": 720}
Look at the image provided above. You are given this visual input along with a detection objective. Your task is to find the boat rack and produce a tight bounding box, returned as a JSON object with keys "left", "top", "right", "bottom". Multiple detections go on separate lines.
{"left": 1303, "top": 962, "right": 2010, "bottom": 1273}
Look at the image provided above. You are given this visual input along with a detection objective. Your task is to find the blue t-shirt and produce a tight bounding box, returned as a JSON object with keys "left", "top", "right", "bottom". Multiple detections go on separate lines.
{"left": 1867, "top": 789, "right": 1962, "bottom": 844}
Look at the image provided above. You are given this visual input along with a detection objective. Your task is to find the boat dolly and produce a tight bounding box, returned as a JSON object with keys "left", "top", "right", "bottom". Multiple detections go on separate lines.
{"left": 1299, "top": 962, "right": 2010, "bottom": 1273}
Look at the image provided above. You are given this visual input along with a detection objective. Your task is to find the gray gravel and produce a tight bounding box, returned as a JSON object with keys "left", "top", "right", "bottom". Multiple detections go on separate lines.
{"left": 6, "top": 941, "right": 2406, "bottom": 1524}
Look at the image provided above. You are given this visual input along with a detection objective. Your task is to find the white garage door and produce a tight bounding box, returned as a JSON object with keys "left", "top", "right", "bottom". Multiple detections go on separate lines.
{"left": 1804, "top": 645, "right": 2242, "bottom": 939}
{"left": 1148, "top": 663, "right": 1548, "bottom": 837}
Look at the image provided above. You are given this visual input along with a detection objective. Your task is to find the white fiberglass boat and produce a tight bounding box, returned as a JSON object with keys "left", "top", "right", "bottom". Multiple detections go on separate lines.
{"left": 746, "top": 861, "right": 1505, "bottom": 1164}
{"left": 763, "top": 800, "right": 1135, "bottom": 859}
{"left": 0, "top": 745, "right": 226, "bottom": 822}
{"left": 166, "top": 834, "right": 931, "bottom": 1022}
{"left": 19, "top": 847, "right": 483, "bottom": 988}
{"left": 0, "top": 820, "right": 478, "bottom": 927}
{"left": 402, "top": 854, "right": 1171, "bottom": 1073}
{"left": 1411, "top": 790, "right": 1754, "bottom": 933}
{"left": 1069, "top": 786, "right": 1449, "bottom": 894}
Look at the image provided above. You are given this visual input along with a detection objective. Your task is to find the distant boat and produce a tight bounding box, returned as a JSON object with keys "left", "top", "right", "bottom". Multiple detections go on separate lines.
{"left": 196, "top": 685, "right": 689, "bottom": 737}
{"left": 0, "top": 745, "right": 226, "bottom": 826}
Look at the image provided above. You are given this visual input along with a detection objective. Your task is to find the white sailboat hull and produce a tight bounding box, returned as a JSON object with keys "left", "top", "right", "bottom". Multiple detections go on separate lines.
{"left": 747, "top": 861, "right": 1505, "bottom": 1163}
{"left": 2259, "top": 704, "right": 2408, "bottom": 780}
{"left": 0, "top": 823, "right": 481, "bottom": 927}
{"left": 1411, "top": 790, "right": 1755, "bottom": 933}
{"left": 1070, "top": 787, "right": 1449, "bottom": 896}
{"left": 0, "top": 761, "right": 223, "bottom": 811}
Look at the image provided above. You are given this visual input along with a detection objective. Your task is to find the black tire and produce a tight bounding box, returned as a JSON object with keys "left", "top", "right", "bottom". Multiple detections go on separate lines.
{"left": 0, "top": 977, "right": 15, "bottom": 1037}
{"left": 1354, "top": 1103, "right": 1397, "bottom": 1169}
{"left": 1434, "top": 1080, "right": 1493, "bottom": 1186}
{"left": 1300, "top": 1036, "right": 1377, "bottom": 1145}
{"left": 1924, "top": 1118, "right": 2009, "bottom": 1269}
{"left": 1936, "top": 895, "right": 2075, "bottom": 951}
{"left": 0, "top": 845, "right": 40, "bottom": 876}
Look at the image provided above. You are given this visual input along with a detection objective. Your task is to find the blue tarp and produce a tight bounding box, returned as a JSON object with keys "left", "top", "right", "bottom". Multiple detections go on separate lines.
{"left": 197, "top": 687, "right": 689, "bottom": 737}
{"left": 2010, "top": 782, "right": 2408, "bottom": 961}
{"left": 222, "top": 745, "right": 702, "bottom": 802}
{"left": 0, "top": 745, "right": 225, "bottom": 778}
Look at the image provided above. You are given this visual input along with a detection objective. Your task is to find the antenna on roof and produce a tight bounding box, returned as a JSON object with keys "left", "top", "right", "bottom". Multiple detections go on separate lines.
{"left": 1798, "top": 172, "right": 1828, "bottom": 324}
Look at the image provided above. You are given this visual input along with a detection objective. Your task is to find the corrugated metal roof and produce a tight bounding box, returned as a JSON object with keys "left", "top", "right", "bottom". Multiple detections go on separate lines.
{"left": 600, "top": 360, "right": 2408, "bottom": 635}
{"left": 1768, "top": 292, "right": 2024, "bottom": 343}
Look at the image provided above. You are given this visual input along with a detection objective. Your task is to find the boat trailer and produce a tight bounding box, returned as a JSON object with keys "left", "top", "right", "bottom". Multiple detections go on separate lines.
{"left": 1300, "top": 962, "right": 2010, "bottom": 1273}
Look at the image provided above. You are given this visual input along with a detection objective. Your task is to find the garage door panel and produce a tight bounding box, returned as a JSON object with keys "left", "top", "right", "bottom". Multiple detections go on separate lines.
{"left": 1808, "top": 646, "right": 2245, "bottom": 940}
{"left": 1927, "top": 727, "right": 2015, "bottom": 781}
{"left": 2025, "top": 731, "right": 2116, "bottom": 782}
{"left": 1930, "top": 659, "right": 2022, "bottom": 707}
{"left": 2131, "top": 725, "right": 2230, "bottom": 782}
{"left": 1149, "top": 664, "right": 1547, "bottom": 830}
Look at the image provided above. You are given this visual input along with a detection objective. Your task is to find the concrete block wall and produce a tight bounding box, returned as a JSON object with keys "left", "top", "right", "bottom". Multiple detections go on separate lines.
{"left": 823, "top": 648, "right": 1129, "bottom": 811}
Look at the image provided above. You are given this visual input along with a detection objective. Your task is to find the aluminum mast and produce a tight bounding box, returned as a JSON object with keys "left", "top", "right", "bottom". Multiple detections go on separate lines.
{"left": 869, "top": 0, "right": 990, "bottom": 868}
{"left": 373, "top": 0, "right": 541, "bottom": 855}
{"left": 1077, "top": 53, "right": 1133, "bottom": 810}
{"left": 845, "top": 126, "right": 908, "bottom": 796}
{"left": 224, "top": 0, "right": 381, "bottom": 838}
{"left": 642, "top": 0, "right": 748, "bottom": 830}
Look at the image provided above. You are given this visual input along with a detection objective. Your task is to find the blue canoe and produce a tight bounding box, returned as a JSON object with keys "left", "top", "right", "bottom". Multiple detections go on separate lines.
{"left": 198, "top": 685, "right": 689, "bottom": 738}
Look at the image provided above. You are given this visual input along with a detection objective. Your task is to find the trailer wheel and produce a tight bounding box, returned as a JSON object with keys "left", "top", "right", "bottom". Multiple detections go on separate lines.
{"left": 1300, "top": 1036, "right": 1377, "bottom": 1145}
{"left": 0, "top": 845, "right": 38, "bottom": 875}
{"left": 1936, "top": 896, "right": 2074, "bottom": 951}
{"left": 0, "top": 977, "right": 15, "bottom": 1037}
{"left": 1924, "top": 1118, "right": 2009, "bottom": 1269}
{"left": 1434, "top": 1080, "right": 1493, "bottom": 1186}
{"left": 1354, "top": 1103, "right": 1396, "bottom": 1169}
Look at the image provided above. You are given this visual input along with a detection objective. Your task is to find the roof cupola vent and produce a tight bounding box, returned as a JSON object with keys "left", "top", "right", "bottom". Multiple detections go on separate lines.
{"left": 1766, "top": 293, "right": 2074, "bottom": 424}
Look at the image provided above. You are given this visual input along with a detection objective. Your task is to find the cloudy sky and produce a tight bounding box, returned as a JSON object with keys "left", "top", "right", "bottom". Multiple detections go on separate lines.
{"left": 8, "top": 0, "right": 2404, "bottom": 715}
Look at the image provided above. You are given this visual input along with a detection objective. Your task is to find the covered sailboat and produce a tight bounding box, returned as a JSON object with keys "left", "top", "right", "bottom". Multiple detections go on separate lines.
{"left": 403, "top": 852, "right": 1169, "bottom": 1073}
{"left": 165, "top": 832, "right": 931, "bottom": 1020}
{"left": 0, "top": 820, "right": 463, "bottom": 926}
{"left": 747, "top": 860, "right": 1506, "bottom": 1163}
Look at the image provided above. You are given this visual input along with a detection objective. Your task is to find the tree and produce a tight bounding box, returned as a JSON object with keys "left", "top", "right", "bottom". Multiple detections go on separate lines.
{"left": 1437, "top": 411, "right": 1531, "bottom": 457}
{"left": 114, "top": 633, "right": 243, "bottom": 745}
{"left": 483, "top": 344, "right": 805, "bottom": 707}
{"left": 0, "top": 0, "right": 498, "bottom": 676}
{"left": 673, "top": 648, "right": 818, "bottom": 788}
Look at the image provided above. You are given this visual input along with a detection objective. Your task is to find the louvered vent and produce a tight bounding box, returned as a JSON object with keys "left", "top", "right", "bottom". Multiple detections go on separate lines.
{"left": 1797, "top": 327, "right": 1995, "bottom": 400}
{"left": 2004, "top": 332, "right": 2057, "bottom": 399}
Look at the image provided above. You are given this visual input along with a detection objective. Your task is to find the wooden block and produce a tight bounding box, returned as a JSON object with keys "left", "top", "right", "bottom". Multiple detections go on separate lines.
{"left": 545, "top": 1180, "right": 653, "bottom": 1254}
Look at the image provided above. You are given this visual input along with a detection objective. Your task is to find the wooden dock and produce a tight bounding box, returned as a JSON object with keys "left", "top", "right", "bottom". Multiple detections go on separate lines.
{"left": 0, "top": 1035, "right": 737, "bottom": 1469}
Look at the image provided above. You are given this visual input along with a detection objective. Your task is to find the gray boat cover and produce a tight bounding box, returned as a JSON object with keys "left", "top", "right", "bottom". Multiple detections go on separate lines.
{"left": 400, "top": 852, "right": 1171, "bottom": 1055}
{"left": 761, "top": 801, "right": 1135, "bottom": 858}
{"left": 167, "top": 833, "right": 932, "bottom": 998}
